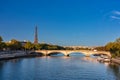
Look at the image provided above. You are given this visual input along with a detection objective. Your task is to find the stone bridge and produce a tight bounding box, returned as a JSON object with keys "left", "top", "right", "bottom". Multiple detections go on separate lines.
{"left": 33, "top": 50, "right": 111, "bottom": 57}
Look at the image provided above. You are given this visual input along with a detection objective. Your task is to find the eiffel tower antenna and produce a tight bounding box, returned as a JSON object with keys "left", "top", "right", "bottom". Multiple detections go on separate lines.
{"left": 34, "top": 26, "right": 38, "bottom": 44}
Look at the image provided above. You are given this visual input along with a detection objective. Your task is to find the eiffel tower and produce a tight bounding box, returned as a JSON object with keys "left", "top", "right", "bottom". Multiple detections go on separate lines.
{"left": 34, "top": 26, "right": 38, "bottom": 44}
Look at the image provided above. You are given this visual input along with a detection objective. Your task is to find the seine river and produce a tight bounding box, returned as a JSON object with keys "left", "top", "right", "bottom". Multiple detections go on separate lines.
{"left": 0, "top": 53, "right": 120, "bottom": 80}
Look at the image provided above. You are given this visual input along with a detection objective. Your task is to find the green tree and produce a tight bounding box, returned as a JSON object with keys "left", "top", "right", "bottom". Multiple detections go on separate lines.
{"left": 115, "top": 38, "right": 120, "bottom": 43}
{"left": 39, "top": 43, "right": 49, "bottom": 50}
{"left": 0, "top": 42, "right": 6, "bottom": 50}
{"left": 105, "top": 42, "right": 114, "bottom": 51}
{"left": 34, "top": 43, "right": 65, "bottom": 50}
{"left": 7, "top": 39, "right": 22, "bottom": 50}
{"left": 94, "top": 46, "right": 106, "bottom": 51}
{"left": 24, "top": 42, "right": 34, "bottom": 50}
{"left": 0, "top": 36, "right": 7, "bottom": 50}
{"left": 105, "top": 38, "right": 120, "bottom": 57}
{"left": 47, "top": 45, "right": 58, "bottom": 50}
{"left": 0, "top": 36, "right": 3, "bottom": 42}
{"left": 65, "top": 47, "right": 73, "bottom": 50}
{"left": 34, "top": 43, "right": 42, "bottom": 50}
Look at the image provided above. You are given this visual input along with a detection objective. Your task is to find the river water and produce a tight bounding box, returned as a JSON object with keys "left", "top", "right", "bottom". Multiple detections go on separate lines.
{"left": 0, "top": 53, "right": 120, "bottom": 80}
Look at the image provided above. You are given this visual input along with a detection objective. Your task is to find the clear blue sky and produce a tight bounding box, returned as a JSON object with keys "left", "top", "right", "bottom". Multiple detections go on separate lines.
{"left": 0, "top": 0, "right": 120, "bottom": 46}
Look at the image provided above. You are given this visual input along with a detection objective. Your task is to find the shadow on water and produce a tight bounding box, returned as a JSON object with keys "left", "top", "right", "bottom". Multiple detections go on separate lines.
{"left": 47, "top": 52, "right": 65, "bottom": 57}
{"left": 68, "top": 52, "right": 85, "bottom": 57}
{"left": 107, "top": 63, "right": 120, "bottom": 80}
{"left": 48, "top": 52, "right": 86, "bottom": 57}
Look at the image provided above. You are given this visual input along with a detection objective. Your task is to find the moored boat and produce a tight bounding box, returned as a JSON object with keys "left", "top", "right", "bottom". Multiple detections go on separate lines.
{"left": 97, "top": 55, "right": 111, "bottom": 62}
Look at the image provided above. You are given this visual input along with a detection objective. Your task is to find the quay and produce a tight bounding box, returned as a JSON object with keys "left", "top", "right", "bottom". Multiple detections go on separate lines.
{"left": 0, "top": 51, "right": 41, "bottom": 61}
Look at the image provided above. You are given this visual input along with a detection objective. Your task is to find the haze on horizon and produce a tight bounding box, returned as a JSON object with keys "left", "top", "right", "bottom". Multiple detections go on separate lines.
{"left": 0, "top": 0, "right": 120, "bottom": 46}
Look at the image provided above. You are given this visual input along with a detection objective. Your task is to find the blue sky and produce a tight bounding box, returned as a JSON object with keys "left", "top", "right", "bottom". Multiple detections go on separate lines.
{"left": 0, "top": 0, "right": 120, "bottom": 46}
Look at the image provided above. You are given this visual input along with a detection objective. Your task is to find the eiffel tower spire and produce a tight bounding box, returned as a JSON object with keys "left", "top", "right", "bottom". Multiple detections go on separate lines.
{"left": 34, "top": 26, "right": 38, "bottom": 44}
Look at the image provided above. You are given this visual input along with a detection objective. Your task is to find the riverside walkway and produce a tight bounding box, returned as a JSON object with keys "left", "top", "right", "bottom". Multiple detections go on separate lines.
{"left": 0, "top": 51, "right": 27, "bottom": 60}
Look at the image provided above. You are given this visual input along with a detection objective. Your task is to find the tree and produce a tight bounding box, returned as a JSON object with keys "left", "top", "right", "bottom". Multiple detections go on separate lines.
{"left": 0, "top": 36, "right": 6, "bottom": 50}
{"left": 7, "top": 39, "right": 22, "bottom": 50}
{"left": 34, "top": 43, "right": 42, "bottom": 50}
{"left": 47, "top": 45, "right": 58, "bottom": 50}
{"left": 94, "top": 46, "right": 106, "bottom": 51}
{"left": 38, "top": 43, "right": 49, "bottom": 50}
{"left": 115, "top": 38, "right": 120, "bottom": 43}
{"left": 0, "top": 36, "right": 3, "bottom": 42}
{"left": 34, "top": 43, "right": 65, "bottom": 50}
{"left": 105, "top": 42, "right": 114, "bottom": 51}
{"left": 24, "top": 42, "right": 34, "bottom": 50}
{"left": 0, "top": 42, "right": 6, "bottom": 50}
{"left": 65, "top": 47, "right": 74, "bottom": 50}
{"left": 105, "top": 38, "right": 120, "bottom": 57}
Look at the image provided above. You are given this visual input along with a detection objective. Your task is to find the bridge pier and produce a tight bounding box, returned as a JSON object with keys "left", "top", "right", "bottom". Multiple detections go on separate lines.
{"left": 66, "top": 54, "right": 69, "bottom": 57}
{"left": 85, "top": 54, "right": 90, "bottom": 57}
{"left": 44, "top": 50, "right": 48, "bottom": 56}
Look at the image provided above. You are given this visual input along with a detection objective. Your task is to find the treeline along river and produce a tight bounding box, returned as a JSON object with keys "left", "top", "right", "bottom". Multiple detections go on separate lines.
{"left": 0, "top": 53, "right": 120, "bottom": 80}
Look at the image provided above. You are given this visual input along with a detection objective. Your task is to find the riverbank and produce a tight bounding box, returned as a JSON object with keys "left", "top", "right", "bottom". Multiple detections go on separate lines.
{"left": 1, "top": 51, "right": 120, "bottom": 65}
{"left": 0, "top": 51, "right": 42, "bottom": 61}
{"left": 111, "top": 58, "right": 120, "bottom": 65}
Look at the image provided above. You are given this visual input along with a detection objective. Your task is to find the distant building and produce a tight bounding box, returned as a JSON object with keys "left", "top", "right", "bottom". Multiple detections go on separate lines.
{"left": 63, "top": 46, "right": 94, "bottom": 50}
{"left": 7, "top": 40, "right": 28, "bottom": 47}
{"left": 20, "top": 40, "right": 28, "bottom": 46}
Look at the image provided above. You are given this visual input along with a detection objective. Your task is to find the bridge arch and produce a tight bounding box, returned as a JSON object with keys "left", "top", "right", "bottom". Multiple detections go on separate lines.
{"left": 29, "top": 51, "right": 45, "bottom": 56}
{"left": 35, "top": 50, "right": 47, "bottom": 56}
{"left": 67, "top": 51, "right": 86, "bottom": 56}
{"left": 47, "top": 50, "right": 67, "bottom": 56}
{"left": 47, "top": 52, "right": 65, "bottom": 56}
{"left": 90, "top": 52, "right": 111, "bottom": 57}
